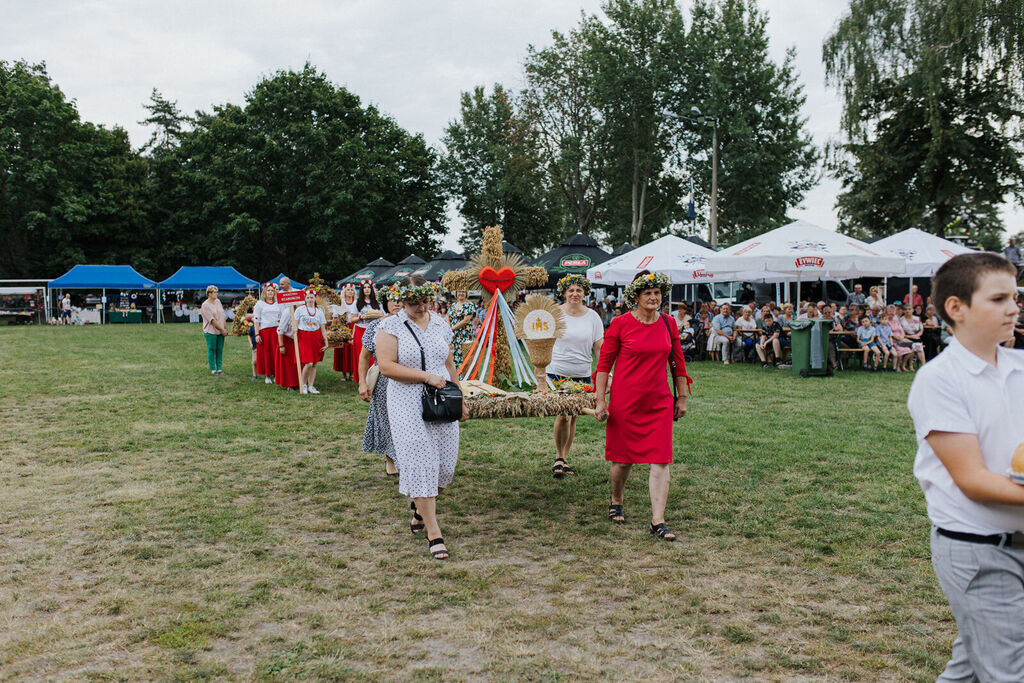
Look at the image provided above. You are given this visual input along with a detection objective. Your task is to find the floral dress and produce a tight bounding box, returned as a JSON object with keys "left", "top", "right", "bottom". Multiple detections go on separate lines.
{"left": 449, "top": 300, "right": 476, "bottom": 369}
{"left": 360, "top": 317, "right": 395, "bottom": 461}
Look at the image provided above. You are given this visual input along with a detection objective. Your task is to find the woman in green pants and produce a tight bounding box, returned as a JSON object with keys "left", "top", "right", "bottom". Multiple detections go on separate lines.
{"left": 200, "top": 285, "right": 228, "bottom": 375}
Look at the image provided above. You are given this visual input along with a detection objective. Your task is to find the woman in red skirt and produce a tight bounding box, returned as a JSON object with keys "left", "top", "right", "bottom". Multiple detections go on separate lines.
{"left": 253, "top": 284, "right": 280, "bottom": 384}
{"left": 295, "top": 289, "right": 329, "bottom": 394}
{"left": 331, "top": 284, "right": 358, "bottom": 379}
{"left": 349, "top": 279, "right": 383, "bottom": 376}
{"left": 594, "top": 270, "right": 691, "bottom": 541}
{"left": 275, "top": 304, "right": 301, "bottom": 391}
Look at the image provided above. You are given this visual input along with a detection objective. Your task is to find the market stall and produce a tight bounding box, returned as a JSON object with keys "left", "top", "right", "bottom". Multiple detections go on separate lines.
{"left": 157, "top": 266, "right": 259, "bottom": 324}
{"left": 48, "top": 265, "right": 159, "bottom": 324}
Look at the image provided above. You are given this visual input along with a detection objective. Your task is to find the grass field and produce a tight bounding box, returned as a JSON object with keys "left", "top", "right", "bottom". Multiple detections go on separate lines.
{"left": 0, "top": 324, "right": 954, "bottom": 680}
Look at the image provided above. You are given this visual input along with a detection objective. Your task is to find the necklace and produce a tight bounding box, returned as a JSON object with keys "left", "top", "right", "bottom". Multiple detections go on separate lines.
{"left": 632, "top": 309, "right": 659, "bottom": 324}
{"left": 304, "top": 303, "right": 316, "bottom": 317}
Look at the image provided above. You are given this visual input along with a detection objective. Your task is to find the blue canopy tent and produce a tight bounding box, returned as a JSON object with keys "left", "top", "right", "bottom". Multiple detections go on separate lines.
{"left": 48, "top": 265, "right": 158, "bottom": 324}
{"left": 158, "top": 266, "right": 259, "bottom": 324}
{"left": 269, "top": 273, "right": 306, "bottom": 289}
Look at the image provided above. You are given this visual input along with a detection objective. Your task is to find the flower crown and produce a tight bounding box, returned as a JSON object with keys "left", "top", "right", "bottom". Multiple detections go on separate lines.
{"left": 393, "top": 281, "right": 443, "bottom": 303}
{"left": 341, "top": 283, "right": 356, "bottom": 292}
{"left": 379, "top": 285, "right": 400, "bottom": 302}
{"left": 360, "top": 279, "right": 374, "bottom": 288}
{"left": 557, "top": 273, "right": 592, "bottom": 295}
{"left": 623, "top": 272, "right": 671, "bottom": 308}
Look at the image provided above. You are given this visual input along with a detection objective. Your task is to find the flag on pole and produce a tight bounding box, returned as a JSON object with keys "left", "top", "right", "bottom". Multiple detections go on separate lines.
{"left": 686, "top": 177, "right": 696, "bottom": 221}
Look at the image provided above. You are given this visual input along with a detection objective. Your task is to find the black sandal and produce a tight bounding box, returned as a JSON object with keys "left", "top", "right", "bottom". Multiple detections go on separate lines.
{"left": 650, "top": 522, "right": 676, "bottom": 541}
{"left": 428, "top": 537, "right": 449, "bottom": 560}
{"left": 552, "top": 458, "right": 566, "bottom": 479}
{"left": 410, "top": 501, "right": 424, "bottom": 534}
{"left": 608, "top": 504, "right": 626, "bottom": 524}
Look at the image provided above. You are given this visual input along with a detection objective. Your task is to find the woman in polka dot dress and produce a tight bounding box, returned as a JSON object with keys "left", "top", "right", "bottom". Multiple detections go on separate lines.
{"left": 376, "top": 276, "right": 467, "bottom": 560}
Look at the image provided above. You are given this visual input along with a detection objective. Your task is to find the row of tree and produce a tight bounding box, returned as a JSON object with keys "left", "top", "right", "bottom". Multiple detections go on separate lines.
{"left": 824, "top": 0, "right": 1024, "bottom": 250}
{"left": 2, "top": 0, "right": 1019, "bottom": 279}
{"left": 442, "top": 0, "right": 819, "bottom": 253}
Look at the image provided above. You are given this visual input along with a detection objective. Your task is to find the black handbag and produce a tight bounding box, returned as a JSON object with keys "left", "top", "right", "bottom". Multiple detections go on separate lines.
{"left": 404, "top": 320, "right": 463, "bottom": 422}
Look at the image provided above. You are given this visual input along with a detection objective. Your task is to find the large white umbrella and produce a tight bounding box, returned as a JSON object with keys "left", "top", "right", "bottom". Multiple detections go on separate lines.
{"left": 587, "top": 235, "right": 715, "bottom": 286}
{"left": 871, "top": 228, "right": 973, "bottom": 277}
{"left": 703, "top": 220, "right": 905, "bottom": 301}
{"left": 586, "top": 234, "right": 790, "bottom": 286}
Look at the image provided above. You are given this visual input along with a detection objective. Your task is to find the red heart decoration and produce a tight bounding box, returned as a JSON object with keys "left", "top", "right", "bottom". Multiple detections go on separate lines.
{"left": 478, "top": 266, "right": 516, "bottom": 294}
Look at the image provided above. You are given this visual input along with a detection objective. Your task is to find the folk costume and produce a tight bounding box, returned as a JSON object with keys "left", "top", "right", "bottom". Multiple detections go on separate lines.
{"left": 275, "top": 311, "right": 301, "bottom": 389}
{"left": 253, "top": 296, "right": 281, "bottom": 379}
{"left": 332, "top": 286, "right": 358, "bottom": 375}
{"left": 295, "top": 304, "right": 327, "bottom": 365}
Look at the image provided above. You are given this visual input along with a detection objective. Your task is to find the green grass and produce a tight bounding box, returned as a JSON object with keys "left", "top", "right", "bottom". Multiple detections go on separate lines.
{"left": 0, "top": 324, "right": 954, "bottom": 679}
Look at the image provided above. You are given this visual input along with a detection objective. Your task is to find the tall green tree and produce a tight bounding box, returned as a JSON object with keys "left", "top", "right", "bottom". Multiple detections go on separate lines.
{"left": 824, "top": 0, "right": 1024, "bottom": 245}
{"left": 584, "top": 0, "right": 689, "bottom": 245}
{"left": 522, "top": 29, "right": 611, "bottom": 237}
{"left": 151, "top": 64, "right": 446, "bottom": 279}
{"left": 682, "top": 0, "right": 819, "bottom": 245}
{"left": 0, "top": 60, "right": 151, "bottom": 278}
{"left": 439, "top": 85, "right": 561, "bottom": 255}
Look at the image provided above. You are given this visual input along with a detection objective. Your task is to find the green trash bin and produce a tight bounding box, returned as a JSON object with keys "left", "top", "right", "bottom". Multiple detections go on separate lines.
{"left": 789, "top": 318, "right": 833, "bottom": 377}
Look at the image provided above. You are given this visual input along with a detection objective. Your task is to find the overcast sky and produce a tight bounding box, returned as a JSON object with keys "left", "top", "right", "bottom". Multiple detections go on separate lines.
{"left": 4, "top": 0, "right": 1020, "bottom": 249}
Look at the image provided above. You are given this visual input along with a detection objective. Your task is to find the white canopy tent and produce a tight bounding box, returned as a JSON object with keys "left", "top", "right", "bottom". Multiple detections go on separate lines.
{"left": 586, "top": 234, "right": 791, "bottom": 286}
{"left": 871, "top": 228, "right": 973, "bottom": 278}
{"left": 704, "top": 220, "right": 906, "bottom": 300}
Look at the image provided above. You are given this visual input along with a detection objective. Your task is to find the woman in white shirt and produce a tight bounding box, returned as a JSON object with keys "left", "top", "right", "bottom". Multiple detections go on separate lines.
{"left": 865, "top": 285, "right": 885, "bottom": 310}
{"left": 349, "top": 279, "right": 383, "bottom": 379}
{"left": 252, "top": 284, "right": 280, "bottom": 384}
{"left": 331, "top": 285, "right": 359, "bottom": 380}
{"left": 547, "top": 274, "right": 604, "bottom": 478}
{"left": 294, "top": 289, "right": 329, "bottom": 394}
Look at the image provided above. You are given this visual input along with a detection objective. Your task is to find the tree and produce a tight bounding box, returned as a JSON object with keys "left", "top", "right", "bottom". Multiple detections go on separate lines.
{"left": 824, "top": 0, "right": 1024, "bottom": 243}
{"left": 682, "top": 0, "right": 819, "bottom": 245}
{"left": 584, "top": 0, "right": 689, "bottom": 245}
{"left": 152, "top": 64, "right": 447, "bottom": 279}
{"left": 0, "top": 60, "right": 151, "bottom": 278}
{"left": 522, "top": 29, "right": 612, "bottom": 237}
{"left": 439, "top": 85, "right": 561, "bottom": 255}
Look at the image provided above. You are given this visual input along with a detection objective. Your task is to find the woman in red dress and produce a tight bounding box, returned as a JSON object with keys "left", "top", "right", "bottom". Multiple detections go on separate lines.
{"left": 332, "top": 285, "right": 358, "bottom": 379}
{"left": 594, "top": 270, "right": 691, "bottom": 541}
{"left": 348, "top": 279, "right": 382, "bottom": 376}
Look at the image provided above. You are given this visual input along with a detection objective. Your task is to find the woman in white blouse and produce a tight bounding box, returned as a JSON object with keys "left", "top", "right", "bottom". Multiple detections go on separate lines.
{"left": 252, "top": 284, "right": 280, "bottom": 384}
{"left": 294, "top": 289, "right": 329, "bottom": 394}
{"left": 547, "top": 275, "right": 604, "bottom": 478}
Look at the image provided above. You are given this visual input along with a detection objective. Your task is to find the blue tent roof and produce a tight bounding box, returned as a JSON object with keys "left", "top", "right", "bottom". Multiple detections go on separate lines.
{"left": 49, "top": 265, "right": 158, "bottom": 289}
{"left": 158, "top": 266, "right": 259, "bottom": 290}
{"left": 269, "top": 273, "right": 306, "bottom": 289}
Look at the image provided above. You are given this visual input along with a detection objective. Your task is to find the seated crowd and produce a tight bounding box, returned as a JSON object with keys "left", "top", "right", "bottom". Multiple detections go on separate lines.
{"left": 656, "top": 293, "right": 1004, "bottom": 372}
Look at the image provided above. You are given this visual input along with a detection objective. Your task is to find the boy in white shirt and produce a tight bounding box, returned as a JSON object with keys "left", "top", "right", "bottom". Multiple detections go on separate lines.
{"left": 907, "top": 252, "right": 1024, "bottom": 681}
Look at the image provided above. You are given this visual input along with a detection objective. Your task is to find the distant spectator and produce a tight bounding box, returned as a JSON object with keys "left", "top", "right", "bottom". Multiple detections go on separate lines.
{"left": 875, "top": 312, "right": 894, "bottom": 371}
{"left": 855, "top": 316, "right": 881, "bottom": 370}
{"left": 674, "top": 302, "right": 691, "bottom": 334}
{"left": 735, "top": 305, "right": 758, "bottom": 362}
{"left": 59, "top": 294, "right": 71, "bottom": 325}
{"left": 756, "top": 312, "right": 782, "bottom": 367}
{"left": 900, "top": 305, "right": 926, "bottom": 369}
{"left": 903, "top": 284, "right": 924, "bottom": 308}
{"left": 846, "top": 284, "right": 866, "bottom": 307}
{"left": 1004, "top": 236, "right": 1022, "bottom": 264}
{"left": 710, "top": 303, "right": 737, "bottom": 365}
{"left": 865, "top": 286, "right": 885, "bottom": 310}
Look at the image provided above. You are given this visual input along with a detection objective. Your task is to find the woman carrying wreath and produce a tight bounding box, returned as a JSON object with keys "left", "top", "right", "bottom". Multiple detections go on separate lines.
{"left": 547, "top": 274, "right": 604, "bottom": 478}
{"left": 348, "top": 279, "right": 382, "bottom": 378}
{"left": 358, "top": 286, "right": 402, "bottom": 476}
{"left": 376, "top": 276, "right": 467, "bottom": 560}
{"left": 448, "top": 289, "right": 476, "bottom": 371}
{"left": 594, "top": 271, "right": 691, "bottom": 541}
{"left": 331, "top": 284, "right": 358, "bottom": 380}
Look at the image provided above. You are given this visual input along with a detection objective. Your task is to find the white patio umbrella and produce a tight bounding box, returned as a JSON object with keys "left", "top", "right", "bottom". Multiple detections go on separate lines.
{"left": 871, "top": 228, "right": 973, "bottom": 278}
{"left": 586, "top": 234, "right": 791, "bottom": 286}
{"left": 704, "top": 220, "right": 906, "bottom": 300}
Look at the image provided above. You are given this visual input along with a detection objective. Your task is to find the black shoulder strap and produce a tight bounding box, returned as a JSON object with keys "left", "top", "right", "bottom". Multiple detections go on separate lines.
{"left": 403, "top": 320, "right": 426, "bottom": 371}
{"left": 661, "top": 314, "right": 679, "bottom": 400}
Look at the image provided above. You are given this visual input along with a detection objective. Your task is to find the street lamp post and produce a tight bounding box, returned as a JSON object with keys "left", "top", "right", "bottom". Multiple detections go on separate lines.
{"left": 690, "top": 107, "right": 719, "bottom": 249}
{"left": 667, "top": 107, "right": 719, "bottom": 247}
